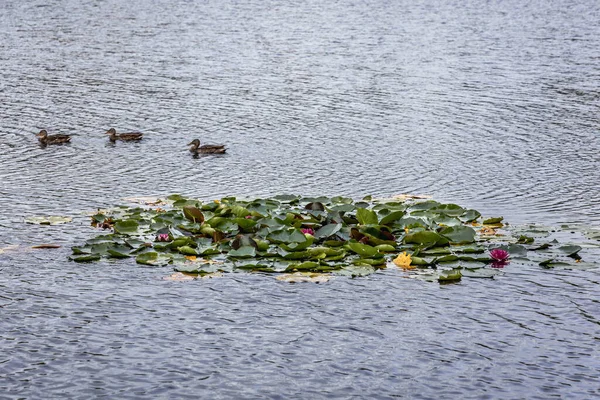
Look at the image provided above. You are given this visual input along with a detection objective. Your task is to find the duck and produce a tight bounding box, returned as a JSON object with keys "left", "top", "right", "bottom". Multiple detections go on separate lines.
{"left": 36, "top": 130, "right": 71, "bottom": 145}
{"left": 105, "top": 128, "right": 143, "bottom": 142}
{"left": 188, "top": 139, "right": 226, "bottom": 154}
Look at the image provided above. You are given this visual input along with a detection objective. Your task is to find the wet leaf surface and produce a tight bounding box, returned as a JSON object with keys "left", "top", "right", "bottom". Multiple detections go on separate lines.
{"left": 69, "top": 194, "right": 598, "bottom": 282}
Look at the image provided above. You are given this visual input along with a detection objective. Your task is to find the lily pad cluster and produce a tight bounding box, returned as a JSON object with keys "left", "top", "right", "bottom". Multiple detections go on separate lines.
{"left": 71, "top": 194, "right": 591, "bottom": 281}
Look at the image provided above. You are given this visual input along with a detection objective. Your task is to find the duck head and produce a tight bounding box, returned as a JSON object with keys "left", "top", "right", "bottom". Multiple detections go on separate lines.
{"left": 36, "top": 130, "right": 48, "bottom": 139}
{"left": 188, "top": 139, "right": 200, "bottom": 149}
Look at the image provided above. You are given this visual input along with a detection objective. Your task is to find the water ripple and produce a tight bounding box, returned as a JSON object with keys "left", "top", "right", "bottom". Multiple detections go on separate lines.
{"left": 1, "top": 0, "right": 600, "bottom": 398}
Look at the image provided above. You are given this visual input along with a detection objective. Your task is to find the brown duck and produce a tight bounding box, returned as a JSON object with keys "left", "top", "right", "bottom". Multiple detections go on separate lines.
{"left": 36, "top": 130, "right": 71, "bottom": 145}
{"left": 106, "top": 128, "right": 143, "bottom": 142}
{"left": 188, "top": 139, "right": 226, "bottom": 154}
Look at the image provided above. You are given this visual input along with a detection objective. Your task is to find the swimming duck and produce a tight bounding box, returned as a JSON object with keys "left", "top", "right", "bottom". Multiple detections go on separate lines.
{"left": 188, "top": 139, "right": 226, "bottom": 154}
{"left": 36, "top": 130, "right": 71, "bottom": 145}
{"left": 105, "top": 128, "right": 143, "bottom": 142}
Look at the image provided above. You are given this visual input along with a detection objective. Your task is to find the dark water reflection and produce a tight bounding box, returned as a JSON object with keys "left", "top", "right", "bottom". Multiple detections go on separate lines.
{"left": 1, "top": 0, "right": 599, "bottom": 398}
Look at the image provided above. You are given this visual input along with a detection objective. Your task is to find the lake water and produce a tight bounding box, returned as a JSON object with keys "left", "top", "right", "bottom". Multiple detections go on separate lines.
{"left": 1, "top": 0, "right": 599, "bottom": 398}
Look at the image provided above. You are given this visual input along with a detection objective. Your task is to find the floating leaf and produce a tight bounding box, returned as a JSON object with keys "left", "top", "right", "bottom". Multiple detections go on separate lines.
{"left": 32, "top": 244, "right": 61, "bottom": 249}
{"left": 71, "top": 194, "right": 598, "bottom": 281}
{"left": 273, "top": 194, "right": 299, "bottom": 203}
{"left": 438, "top": 269, "right": 462, "bottom": 282}
{"left": 352, "top": 257, "right": 386, "bottom": 266}
{"left": 435, "top": 255, "right": 460, "bottom": 263}
{"left": 314, "top": 223, "right": 342, "bottom": 239}
{"left": 440, "top": 226, "right": 476, "bottom": 244}
{"left": 113, "top": 220, "right": 139, "bottom": 234}
{"left": 163, "top": 272, "right": 196, "bottom": 281}
{"left": 276, "top": 272, "right": 331, "bottom": 283}
{"left": 404, "top": 231, "right": 448, "bottom": 246}
{"left": 380, "top": 210, "right": 405, "bottom": 226}
{"left": 183, "top": 206, "right": 205, "bottom": 223}
{"left": 517, "top": 235, "right": 535, "bottom": 244}
{"left": 25, "top": 216, "right": 72, "bottom": 225}
{"left": 483, "top": 217, "right": 504, "bottom": 224}
{"left": 267, "top": 228, "right": 307, "bottom": 244}
{"left": 122, "top": 196, "right": 167, "bottom": 206}
{"left": 71, "top": 254, "right": 101, "bottom": 262}
{"left": 375, "top": 244, "right": 396, "bottom": 252}
{"left": 460, "top": 268, "right": 501, "bottom": 278}
{"left": 136, "top": 252, "right": 171, "bottom": 266}
{"left": 284, "top": 261, "right": 321, "bottom": 272}
{"left": 347, "top": 242, "right": 380, "bottom": 258}
{"left": 334, "top": 265, "right": 376, "bottom": 277}
{"left": 558, "top": 245, "right": 582, "bottom": 257}
{"left": 107, "top": 246, "right": 132, "bottom": 258}
{"left": 460, "top": 209, "right": 481, "bottom": 222}
{"left": 228, "top": 246, "right": 257, "bottom": 258}
{"left": 356, "top": 208, "right": 378, "bottom": 225}
{"left": 431, "top": 204, "right": 465, "bottom": 217}
{"left": 177, "top": 246, "right": 198, "bottom": 256}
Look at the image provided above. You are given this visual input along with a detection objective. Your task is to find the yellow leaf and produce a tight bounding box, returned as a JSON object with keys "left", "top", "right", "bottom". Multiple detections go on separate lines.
{"left": 185, "top": 255, "right": 197, "bottom": 261}
{"left": 163, "top": 272, "right": 196, "bottom": 281}
{"left": 199, "top": 272, "right": 224, "bottom": 279}
{"left": 479, "top": 226, "right": 496, "bottom": 235}
{"left": 393, "top": 252, "right": 414, "bottom": 270}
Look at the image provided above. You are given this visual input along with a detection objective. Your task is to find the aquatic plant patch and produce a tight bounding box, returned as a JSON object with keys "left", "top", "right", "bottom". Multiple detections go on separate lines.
{"left": 70, "top": 194, "right": 596, "bottom": 282}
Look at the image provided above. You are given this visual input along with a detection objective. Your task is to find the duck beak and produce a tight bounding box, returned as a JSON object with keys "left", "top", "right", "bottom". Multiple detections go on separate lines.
{"left": 187, "top": 141, "right": 194, "bottom": 146}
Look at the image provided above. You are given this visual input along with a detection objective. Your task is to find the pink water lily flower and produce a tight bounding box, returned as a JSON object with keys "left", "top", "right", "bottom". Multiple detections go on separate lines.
{"left": 157, "top": 233, "right": 170, "bottom": 242}
{"left": 301, "top": 228, "right": 315, "bottom": 236}
{"left": 489, "top": 248, "right": 509, "bottom": 261}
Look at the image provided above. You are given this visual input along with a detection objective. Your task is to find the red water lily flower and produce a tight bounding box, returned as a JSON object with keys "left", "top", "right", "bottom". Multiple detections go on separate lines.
{"left": 489, "top": 248, "right": 509, "bottom": 261}
{"left": 157, "top": 234, "right": 170, "bottom": 242}
{"left": 301, "top": 228, "right": 315, "bottom": 235}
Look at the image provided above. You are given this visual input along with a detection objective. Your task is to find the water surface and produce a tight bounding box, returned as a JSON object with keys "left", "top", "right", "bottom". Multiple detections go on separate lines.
{"left": 1, "top": 0, "right": 599, "bottom": 398}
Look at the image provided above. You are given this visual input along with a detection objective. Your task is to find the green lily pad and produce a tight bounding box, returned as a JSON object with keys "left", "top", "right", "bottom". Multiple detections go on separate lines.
{"left": 356, "top": 208, "right": 378, "bottom": 225}
{"left": 71, "top": 254, "right": 102, "bottom": 262}
{"left": 440, "top": 225, "right": 476, "bottom": 244}
{"left": 228, "top": 246, "right": 257, "bottom": 258}
{"left": 267, "top": 228, "right": 307, "bottom": 244}
{"left": 404, "top": 231, "right": 448, "bottom": 246}
{"left": 460, "top": 209, "right": 481, "bottom": 222}
{"left": 71, "top": 193, "right": 599, "bottom": 281}
{"left": 178, "top": 246, "right": 198, "bottom": 256}
{"left": 461, "top": 268, "right": 501, "bottom": 278}
{"left": 558, "top": 245, "right": 582, "bottom": 257}
{"left": 113, "top": 220, "right": 140, "bottom": 235}
{"left": 347, "top": 242, "right": 380, "bottom": 258}
{"left": 314, "top": 223, "right": 342, "bottom": 239}
{"left": 380, "top": 210, "right": 405, "bottom": 226}
{"left": 438, "top": 269, "right": 462, "bottom": 282}
{"left": 136, "top": 252, "right": 172, "bottom": 266}
{"left": 483, "top": 217, "right": 504, "bottom": 224}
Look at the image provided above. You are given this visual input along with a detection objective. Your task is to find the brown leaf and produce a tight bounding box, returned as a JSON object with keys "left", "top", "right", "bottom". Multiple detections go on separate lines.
{"left": 32, "top": 244, "right": 62, "bottom": 249}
